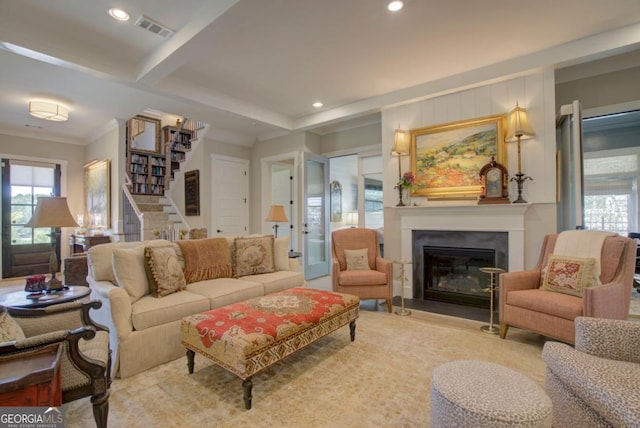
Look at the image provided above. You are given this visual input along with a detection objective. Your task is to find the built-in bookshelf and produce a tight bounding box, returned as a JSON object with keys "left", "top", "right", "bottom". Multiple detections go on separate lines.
{"left": 163, "top": 125, "right": 193, "bottom": 180}
{"left": 128, "top": 150, "right": 166, "bottom": 195}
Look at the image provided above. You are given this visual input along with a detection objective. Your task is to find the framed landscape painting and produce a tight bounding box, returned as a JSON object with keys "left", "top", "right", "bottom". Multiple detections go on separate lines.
{"left": 84, "top": 159, "right": 111, "bottom": 228}
{"left": 410, "top": 115, "right": 507, "bottom": 199}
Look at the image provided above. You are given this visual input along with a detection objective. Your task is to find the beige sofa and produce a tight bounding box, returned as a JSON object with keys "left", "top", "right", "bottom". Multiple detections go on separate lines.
{"left": 87, "top": 236, "right": 305, "bottom": 378}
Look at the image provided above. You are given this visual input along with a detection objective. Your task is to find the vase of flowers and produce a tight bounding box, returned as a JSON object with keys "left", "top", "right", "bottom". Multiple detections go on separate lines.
{"left": 395, "top": 171, "right": 416, "bottom": 207}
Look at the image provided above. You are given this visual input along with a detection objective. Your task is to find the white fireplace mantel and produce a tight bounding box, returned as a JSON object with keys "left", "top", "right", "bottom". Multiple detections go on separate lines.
{"left": 398, "top": 204, "right": 531, "bottom": 292}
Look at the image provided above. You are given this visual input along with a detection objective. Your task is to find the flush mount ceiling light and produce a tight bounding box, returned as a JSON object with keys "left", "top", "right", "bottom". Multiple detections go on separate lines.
{"left": 312, "top": 101, "right": 323, "bottom": 108}
{"left": 29, "top": 101, "right": 69, "bottom": 122}
{"left": 108, "top": 7, "right": 130, "bottom": 21}
{"left": 387, "top": 0, "right": 404, "bottom": 12}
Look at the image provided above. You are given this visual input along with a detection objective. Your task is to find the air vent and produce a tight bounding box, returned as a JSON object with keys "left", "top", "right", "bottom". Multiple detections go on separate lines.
{"left": 135, "top": 16, "right": 175, "bottom": 38}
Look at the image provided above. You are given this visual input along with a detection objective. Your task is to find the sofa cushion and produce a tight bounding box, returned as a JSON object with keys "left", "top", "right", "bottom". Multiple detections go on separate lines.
{"left": 112, "top": 247, "right": 149, "bottom": 303}
{"left": 88, "top": 239, "right": 172, "bottom": 282}
{"left": 541, "top": 254, "right": 596, "bottom": 297}
{"left": 131, "top": 291, "right": 209, "bottom": 331}
{"left": 235, "top": 235, "right": 275, "bottom": 277}
{"left": 506, "top": 288, "right": 583, "bottom": 320}
{"left": 186, "top": 278, "right": 264, "bottom": 309}
{"left": 345, "top": 248, "right": 370, "bottom": 271}
{"left": 177, "top": 238, "right": 233, "bottom": 283}
{"left": 274, "top": 235, "right": 290, "bottom": 271}
{"left": 243, "top": 270, "right": 305, "bottom": 294}
{"left": 0, "top": 308, "right": 25, "bottom": 342}
{"left": 144, "top": 245, "right": 186, "bottom": 297}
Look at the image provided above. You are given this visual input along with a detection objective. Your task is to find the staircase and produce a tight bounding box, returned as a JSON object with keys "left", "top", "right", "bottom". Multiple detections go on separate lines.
{"left": 123, "top": 118, "right": 207, "bottom": 241}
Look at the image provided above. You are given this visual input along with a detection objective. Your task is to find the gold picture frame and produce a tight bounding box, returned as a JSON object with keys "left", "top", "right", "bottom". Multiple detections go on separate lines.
{"left": 410, "top": 114, "right": 507, "bottom": 199}
{"left": 84, "top": 159, "right": 111, "bottom": 228}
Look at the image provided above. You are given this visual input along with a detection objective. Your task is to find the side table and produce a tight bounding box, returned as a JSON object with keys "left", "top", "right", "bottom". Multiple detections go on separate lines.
{"left": 69, "top": 234, "right": 110, "bottom": 255}
{"left": 0, "top": 286, "right": 91, "bottom": 309}
{"left": 393, "top": 260, "right": 412, "bottom": 316}
{"left": 479, "top": 267, "right": 505, "bottom": 334}
{"left": 0, "top": 343, "right": 63, "bottom": 406}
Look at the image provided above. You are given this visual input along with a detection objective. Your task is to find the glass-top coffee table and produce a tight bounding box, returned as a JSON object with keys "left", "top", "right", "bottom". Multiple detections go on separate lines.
{"left": 0, "top": 286, "right": 91, "bottom": 309}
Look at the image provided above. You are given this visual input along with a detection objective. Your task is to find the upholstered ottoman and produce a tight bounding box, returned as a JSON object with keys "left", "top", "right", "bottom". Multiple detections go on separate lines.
{"left": 430, "top": 360, "right": 552, "bottom": 427}
{"left": 180, "top": 287, "right": 359, "bottom": 409}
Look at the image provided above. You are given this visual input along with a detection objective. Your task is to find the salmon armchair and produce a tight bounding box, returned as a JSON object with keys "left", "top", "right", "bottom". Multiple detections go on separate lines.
{"left": 499, "top": 233, "right": 636, "bottom": 344}
{"left": 331, "top": 228, "right": 393, "bottom": 313}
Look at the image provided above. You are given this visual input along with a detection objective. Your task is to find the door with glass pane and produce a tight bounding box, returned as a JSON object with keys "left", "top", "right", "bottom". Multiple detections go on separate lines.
{"left": 1, "top": 160, "right": 60, "bottom": 278}
{"left": 302, "top": 153, "right": 329, "bottom": 280}
{"left": 557, "top": 100, "right": 584, "bottom": 231}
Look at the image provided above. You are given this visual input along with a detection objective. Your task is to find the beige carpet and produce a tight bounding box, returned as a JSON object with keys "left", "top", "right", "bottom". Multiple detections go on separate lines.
{"left": 63, "top": 309, "right": 546, "bottom": 428}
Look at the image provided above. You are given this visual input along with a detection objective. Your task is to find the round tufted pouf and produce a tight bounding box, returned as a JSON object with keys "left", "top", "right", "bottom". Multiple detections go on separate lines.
{"left": 430, "top": 360, "right": 552, "bottom": 427}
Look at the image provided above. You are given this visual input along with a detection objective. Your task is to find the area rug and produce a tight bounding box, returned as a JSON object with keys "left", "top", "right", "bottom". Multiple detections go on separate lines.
{"left": 62, "top": 310, "right": 546, "bottom": 427}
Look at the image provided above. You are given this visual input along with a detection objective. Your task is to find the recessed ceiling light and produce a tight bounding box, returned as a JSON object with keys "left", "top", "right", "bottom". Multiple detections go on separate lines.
{"left": 109, "top": 8, "right": 130, "bottom": 21}
{"left": 387, "top": 1, "right": 404, "bottom": 12}
{"left": 312, "top": 101, "right": 323, "bottom": 108}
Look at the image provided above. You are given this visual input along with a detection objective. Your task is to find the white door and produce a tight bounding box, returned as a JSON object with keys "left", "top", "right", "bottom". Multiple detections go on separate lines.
{"left": 303, "top": 152, "right": 330, "bottom": 280}
{"left": 557, "top": 100, "right": 584, "bottom": 231}
{"left": 211, "top": 156, "right": 249, "bottom": 236}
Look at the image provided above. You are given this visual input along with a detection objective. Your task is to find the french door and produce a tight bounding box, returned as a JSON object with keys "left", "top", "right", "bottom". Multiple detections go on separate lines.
{"left": 302, "top": 153, "right": 330, "bottom": 280}
{"left": 1, "top": 159, "right": 61, "bottom": 278}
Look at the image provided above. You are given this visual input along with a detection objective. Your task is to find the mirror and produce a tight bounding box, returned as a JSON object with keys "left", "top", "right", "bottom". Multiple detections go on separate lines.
{"left": 127, "top": 115, "right": 160, "bottom": 153}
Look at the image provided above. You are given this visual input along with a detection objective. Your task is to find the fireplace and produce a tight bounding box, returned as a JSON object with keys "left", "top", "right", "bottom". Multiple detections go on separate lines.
{"left": 412, "top": 230, "right": 508, "bottom": 307}
{"left": 423, "top": 246, "right": 496, "bottom": 308}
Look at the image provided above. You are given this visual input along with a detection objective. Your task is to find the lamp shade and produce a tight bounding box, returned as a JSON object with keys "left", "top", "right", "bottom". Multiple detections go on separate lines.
{"left": 25, "top": 197, "right": 78, "bottom": 228}
{"left": 391, "top": 129, "right": 410, "bottom": 155}
{"left": 29, "top": 101, "right": 69, "bottom": 122}
{"left": 506, "top": 104, "right": 535, "bottom": 142}
{"left": 345, "top": 212, "right": 358, "bottom": 226}
{"left": 265, "top": 204, "right": 288, "bottom": 223}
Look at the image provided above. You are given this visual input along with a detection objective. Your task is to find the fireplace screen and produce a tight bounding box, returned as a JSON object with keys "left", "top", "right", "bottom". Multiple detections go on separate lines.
{"left": 423, "top": 246, "right": 496, "bottom": 307}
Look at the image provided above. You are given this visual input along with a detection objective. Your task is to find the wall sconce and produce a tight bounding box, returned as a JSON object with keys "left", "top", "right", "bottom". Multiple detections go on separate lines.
{"left": 392, "top": 128, "right": 410, "bottom": 206}
{"left": 25, "top": 197, "right": 78, "bottom": 292}
{"left": 506, "top": 103, "right": 535, "bottom": 203}
{"left": 29, "top": 101, "right": 69, "bottom": 122}
{"left": 265, "top": 204, "right": 288, "bottom": 237}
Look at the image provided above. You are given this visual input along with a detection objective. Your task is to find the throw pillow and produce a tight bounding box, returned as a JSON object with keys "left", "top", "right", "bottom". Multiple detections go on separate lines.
{"left": 177, "top": 238, "right": 233, "bottom": 283}
{"left": 274, "top": 235, "right": 290, "bottom": 271}
{"left": 0, "top": 307, "right": 25, "bottom": 342}
{"left": 144, "top": 246, "right": 187, "bottom": 297}
{"left": 345, "top": 248, "right": 370, "bottom": 271}
{"left": 541, "top": 254, "right": 597, "bottom": 297}
{"left": 112, "top": 247, "right": 149, "bottom": 303}
{"left": 235, "top": 235, "right": 275, "bottom": 277}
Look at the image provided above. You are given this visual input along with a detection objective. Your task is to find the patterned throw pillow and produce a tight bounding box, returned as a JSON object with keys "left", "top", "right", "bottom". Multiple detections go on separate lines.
{"left": 0, "top": 307, "right": 25, "bottom": 342}
{"left": 345, "top": 248, "right": 370, "bottom": 271}
{"left": 235, "top": 235, "right": 275, "bottom": 277}
{"left": 144, "top": 246, "right": 187, "bottom": 297}
{"left": 541, "top": 254, "right": 597, "bottom": 297}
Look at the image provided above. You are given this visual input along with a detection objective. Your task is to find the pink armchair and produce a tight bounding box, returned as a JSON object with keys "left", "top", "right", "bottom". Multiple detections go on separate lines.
{"left": 499, "top": 233, "right": 636, "bottom": 344}
{"left": 331, "top": 228, "right": 393, "bottom": 313}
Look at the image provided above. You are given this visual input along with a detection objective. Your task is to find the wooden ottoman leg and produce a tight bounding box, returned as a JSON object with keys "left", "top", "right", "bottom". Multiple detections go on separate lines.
{"left": 350, "top": 320, "right": 356, "bottom": 341}
{"left": 242, "top": 378, "right": 253, "bottom": 410}
{"left": 186, "top": 349, "right": 195, "bottom": 374}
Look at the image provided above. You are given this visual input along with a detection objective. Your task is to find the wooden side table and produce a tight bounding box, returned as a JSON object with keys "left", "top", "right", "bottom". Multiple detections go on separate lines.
{"left": 69, "top": 234, "right": 111, "bottom": 255}
{"left": 0, "top": 343, "right": 63, "bottom": 406}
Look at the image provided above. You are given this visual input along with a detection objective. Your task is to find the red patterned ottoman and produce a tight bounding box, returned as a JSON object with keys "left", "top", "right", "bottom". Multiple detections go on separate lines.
{"left": 180, "top": 287, "right": 360, "bottom": 409}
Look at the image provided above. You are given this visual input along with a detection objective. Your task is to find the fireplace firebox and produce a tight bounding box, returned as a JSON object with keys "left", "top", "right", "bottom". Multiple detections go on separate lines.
{"left": 412, "top": 230, "right": 508, "bottom": 308}
{"left": 423, "top": 246, "right": 495, "bottom": 308}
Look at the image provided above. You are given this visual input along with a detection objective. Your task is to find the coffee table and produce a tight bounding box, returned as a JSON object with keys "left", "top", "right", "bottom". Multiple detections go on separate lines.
{"left": 181, "top": 287, "right": 359, "bottom": 409}
{"left": 0, "top": 286, "right": 91, "bottom": 309}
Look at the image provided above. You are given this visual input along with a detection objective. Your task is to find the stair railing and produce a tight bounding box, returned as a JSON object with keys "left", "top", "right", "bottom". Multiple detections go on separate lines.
{"left": 122, "top": 177, "right": 144, "bottom": 241}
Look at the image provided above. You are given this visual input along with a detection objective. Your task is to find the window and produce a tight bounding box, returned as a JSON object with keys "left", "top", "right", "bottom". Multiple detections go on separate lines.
{"left": 583, "top": 153, "right": 637, "bottom": 235}
{"left": 10, "top": 162, "right": 55, "bottom": 245}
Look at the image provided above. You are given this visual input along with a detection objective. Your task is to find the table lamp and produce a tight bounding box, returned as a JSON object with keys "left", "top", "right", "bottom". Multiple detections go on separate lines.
{"left": 25, "top": 196, "right": 78, "bottom": 292}
{"left": 265, "top": 204, "right": 288, "bottom": 237}
{"left": 392, "top": 128, "right": 410, "bottom": 206}
{"left": 506, "top": 102, "right": 535, "bottom": 203}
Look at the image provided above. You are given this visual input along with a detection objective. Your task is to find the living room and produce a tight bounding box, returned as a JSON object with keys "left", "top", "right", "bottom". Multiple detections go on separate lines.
{"left": 1, "top": 1, "right": 640, "bottom": 426}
